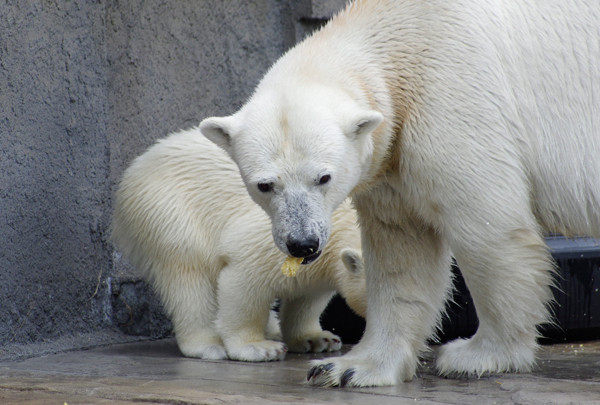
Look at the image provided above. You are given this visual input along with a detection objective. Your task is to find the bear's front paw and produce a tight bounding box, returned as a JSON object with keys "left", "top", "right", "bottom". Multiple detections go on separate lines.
{"left": 287, "top": 330, "right": 342, "bottom": 353}
{"left": 436, "top": 336, "right": 536, "bottom": 377}
{"left": 306, "top": 354, "right": 411, "bottom": 387}
{"left": 226, "top": 340, "right": 288, "bottom": 362}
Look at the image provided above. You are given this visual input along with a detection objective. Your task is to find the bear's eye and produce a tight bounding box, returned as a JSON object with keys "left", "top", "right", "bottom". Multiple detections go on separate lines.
{"left": 318, "top": 174, "right": 331, "bottom": 185}
{"left": 257, "top": 182, "right": 273, "bottom": 193}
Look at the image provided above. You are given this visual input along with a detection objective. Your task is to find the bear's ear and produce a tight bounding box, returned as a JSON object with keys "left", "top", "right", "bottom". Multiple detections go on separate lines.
{"left": 351, "top": 110, "right": 383, "bottom": 139}
{"left": 341, "top": 248, "right": 363, "bottom": 274}
{"left": 200, "top": 116, "right": 237, "bottom": 156}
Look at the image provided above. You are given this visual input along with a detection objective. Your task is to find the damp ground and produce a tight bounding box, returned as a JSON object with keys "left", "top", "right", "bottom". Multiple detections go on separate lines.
{"left": 1, "top": 338, "right": 599, "bottom": 404}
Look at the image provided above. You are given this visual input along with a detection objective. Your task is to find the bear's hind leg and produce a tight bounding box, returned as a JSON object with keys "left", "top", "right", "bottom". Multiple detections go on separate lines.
{"left": 279, "top": 292, "right": 342, "bottom": 353}
{"left": 437, "top": 222, "right": 554, "bottom": 377}
{"left": 216, "top": 264, "right": 287, "bottom": 362}
{"left": 153, "top": 264, "right": 227, "bottom": 360}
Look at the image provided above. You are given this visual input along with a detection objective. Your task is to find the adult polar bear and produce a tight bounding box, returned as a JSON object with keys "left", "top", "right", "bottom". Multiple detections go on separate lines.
{"left": 200, "top": 0, "right": 600, "bottom": 386}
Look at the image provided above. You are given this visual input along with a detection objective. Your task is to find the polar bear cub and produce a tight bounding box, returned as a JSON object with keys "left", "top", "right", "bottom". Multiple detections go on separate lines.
{"left": 111, "top": 127, "right": 366, "bottom": 362}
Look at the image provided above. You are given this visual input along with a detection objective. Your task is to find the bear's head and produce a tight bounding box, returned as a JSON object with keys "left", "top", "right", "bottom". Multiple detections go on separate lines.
{"left": 200, "top": 83, "right": 382, "bottom": 262}
{"left": 339, "top": 248, "right": 367, "bottom": 318}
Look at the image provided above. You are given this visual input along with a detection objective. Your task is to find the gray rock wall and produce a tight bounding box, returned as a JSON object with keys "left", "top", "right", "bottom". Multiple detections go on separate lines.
{"left": 1, "top": 1, "right": 113, "bottom": 358}
{"left": 0, "top": 0, "right": 346, "bottom": 360}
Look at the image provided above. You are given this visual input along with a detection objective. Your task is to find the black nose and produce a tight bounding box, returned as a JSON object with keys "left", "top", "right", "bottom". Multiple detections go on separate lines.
{"left": 286, "top": 236, "right": 320, "bottom": 258}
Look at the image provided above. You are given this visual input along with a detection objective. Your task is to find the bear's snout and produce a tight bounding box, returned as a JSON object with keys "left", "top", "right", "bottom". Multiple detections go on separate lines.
{"left": 286, "top": 235, "right": 320, "bottom": 258}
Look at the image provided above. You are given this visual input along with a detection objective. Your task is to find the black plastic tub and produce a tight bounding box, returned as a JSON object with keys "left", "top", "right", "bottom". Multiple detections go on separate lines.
{"left": 321, "top": 236, "right": 600, "bottom": 345}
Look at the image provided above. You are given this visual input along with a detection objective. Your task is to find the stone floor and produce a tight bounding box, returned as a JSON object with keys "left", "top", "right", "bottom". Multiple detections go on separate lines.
{"left": 1, "top": 338, "right": 599, "bottom": 404}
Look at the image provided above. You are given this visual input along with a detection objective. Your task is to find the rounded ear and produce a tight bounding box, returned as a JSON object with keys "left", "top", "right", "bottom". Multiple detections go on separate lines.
{"left": 341, "top": 248, "right": 363, "bottom": 274}
{"left": 352, "top": 110, "right": 383, "bottom": 138}
{"left": 199, "top": 116, "right": 237, "bottom": 156}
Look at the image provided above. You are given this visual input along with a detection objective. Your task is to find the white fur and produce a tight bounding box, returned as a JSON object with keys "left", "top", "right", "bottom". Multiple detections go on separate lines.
{"left": 111, "top": 128, "right": 366, "bottom": 362}
{"left": 200, "top": 0, "right": 599, "bottom": 385}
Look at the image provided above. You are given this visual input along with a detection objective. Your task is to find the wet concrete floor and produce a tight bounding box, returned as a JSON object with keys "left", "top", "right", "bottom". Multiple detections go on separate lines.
{"left": 1, "top": 338, "right": 599, "bottom": 404}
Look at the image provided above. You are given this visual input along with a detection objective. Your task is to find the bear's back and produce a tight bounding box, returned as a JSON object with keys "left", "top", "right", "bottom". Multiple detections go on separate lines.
{"left": 112, "top": 127, "right": 267, "bottom": 276}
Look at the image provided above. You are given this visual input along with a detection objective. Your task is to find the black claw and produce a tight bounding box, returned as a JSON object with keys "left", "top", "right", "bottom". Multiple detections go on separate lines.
{"left": 340, "top": 368, "right": 355, "bottom": 388}
{"left": 307, "top": 363, "right": 335, "bottom": 381}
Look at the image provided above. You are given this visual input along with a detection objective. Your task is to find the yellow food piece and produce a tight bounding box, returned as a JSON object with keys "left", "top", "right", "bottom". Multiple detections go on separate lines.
{"left": 281, "top": 256, "right": 303, "bottom": 277}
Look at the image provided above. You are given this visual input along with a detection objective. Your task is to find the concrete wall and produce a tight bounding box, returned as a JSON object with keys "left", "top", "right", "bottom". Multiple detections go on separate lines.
{"left": 0, "top": 0, "right": 346, "bottom": 360}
